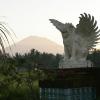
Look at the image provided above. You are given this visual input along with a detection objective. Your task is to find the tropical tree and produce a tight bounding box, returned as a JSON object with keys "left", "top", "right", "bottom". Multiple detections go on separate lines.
{"left": 0, "top": 22, "right": 14, "bottom": 53}
{"left": 0, "top": 22, "right": 15, "bottom": 99}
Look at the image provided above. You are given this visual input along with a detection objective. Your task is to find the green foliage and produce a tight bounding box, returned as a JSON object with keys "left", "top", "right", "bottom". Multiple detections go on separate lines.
{"left": 0, "top": 49, "right": 62, "bottom": 100}
{"left": 87, "top": 49, "right": 100, "bottom": 67}
{"left": 13, "top": 49, "right": 62, "bottom": 70}
{"left": 0, "top": 66, "right": 40, "bottom": 100}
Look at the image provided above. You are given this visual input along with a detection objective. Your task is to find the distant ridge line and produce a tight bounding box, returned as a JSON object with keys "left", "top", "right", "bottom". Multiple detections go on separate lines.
{"left": 5, "top": 36, "right": 63, "bottom": 55}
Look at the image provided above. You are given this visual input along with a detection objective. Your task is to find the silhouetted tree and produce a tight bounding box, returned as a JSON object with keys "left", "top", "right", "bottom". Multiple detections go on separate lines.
{"left": 87, "top": 49, "right": 100, "bottom": 67}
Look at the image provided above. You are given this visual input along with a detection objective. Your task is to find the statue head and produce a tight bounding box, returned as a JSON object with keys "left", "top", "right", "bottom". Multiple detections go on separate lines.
{"left": 49, "top": 19, "right": 75, "bottom": 39}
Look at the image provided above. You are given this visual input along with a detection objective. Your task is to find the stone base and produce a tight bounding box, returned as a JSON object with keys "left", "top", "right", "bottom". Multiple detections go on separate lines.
{"left": 59, "top": 58, "right": 93, "bottom": 68}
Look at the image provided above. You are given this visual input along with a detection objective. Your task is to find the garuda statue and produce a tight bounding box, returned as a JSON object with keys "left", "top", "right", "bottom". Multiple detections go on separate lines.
{"left": 50, "top": 13, "right": 100, "bottom": 68}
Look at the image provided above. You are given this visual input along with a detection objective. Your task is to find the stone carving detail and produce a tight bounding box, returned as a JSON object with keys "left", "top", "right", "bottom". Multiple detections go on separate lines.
{"left": 50, "top": 13, "right": 100, "bottom": 68}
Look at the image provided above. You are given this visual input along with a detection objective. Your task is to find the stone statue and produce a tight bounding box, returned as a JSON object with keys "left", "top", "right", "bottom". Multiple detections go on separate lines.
{"left": 50, "top": 13, "right": 100, "bottom": 68}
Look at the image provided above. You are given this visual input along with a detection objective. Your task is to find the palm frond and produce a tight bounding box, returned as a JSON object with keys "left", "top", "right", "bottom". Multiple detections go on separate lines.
{"left": 0, "top": 22, "right": 14, "bottom": 54}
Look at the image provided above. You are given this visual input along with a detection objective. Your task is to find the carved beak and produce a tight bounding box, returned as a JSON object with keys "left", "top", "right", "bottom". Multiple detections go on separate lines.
{"left": 49, "top": 19, "right": 65, "bottom": 33}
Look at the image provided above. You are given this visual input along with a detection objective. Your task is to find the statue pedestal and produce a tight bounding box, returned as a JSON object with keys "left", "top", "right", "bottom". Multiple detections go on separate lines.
{"left": 59, "top": 58, "right": 92, "bottom": 68}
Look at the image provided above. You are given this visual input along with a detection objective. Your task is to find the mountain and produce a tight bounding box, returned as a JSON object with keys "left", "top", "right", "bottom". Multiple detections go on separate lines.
{"left": 5, "top": 36, "right": 63, "bottom": 55}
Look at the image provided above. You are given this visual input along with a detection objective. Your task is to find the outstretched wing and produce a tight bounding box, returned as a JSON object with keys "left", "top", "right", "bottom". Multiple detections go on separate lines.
{"left": 49, "top": 19, "right": 67, "bottom": 33}
{"left": 76, "top": 13, "right": 100, "bottom": 48}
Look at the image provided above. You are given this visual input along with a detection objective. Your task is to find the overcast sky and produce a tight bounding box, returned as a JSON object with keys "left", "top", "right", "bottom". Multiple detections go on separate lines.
{"left": 0, "top": 0, "right": 100, "bottom": 47}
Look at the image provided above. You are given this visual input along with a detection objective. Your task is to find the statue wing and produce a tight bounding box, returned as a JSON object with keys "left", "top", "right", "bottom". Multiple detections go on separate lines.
{"left": 76, "top": 13, "right": 100, "bottom": 48}
{"left": 49, "top": 19, "right": 66, "bottom": 33}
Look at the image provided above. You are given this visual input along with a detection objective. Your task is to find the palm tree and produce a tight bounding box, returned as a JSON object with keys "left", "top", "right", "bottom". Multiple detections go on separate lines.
{"left": 0, "top": 22, "right": 14, "bottom": 54}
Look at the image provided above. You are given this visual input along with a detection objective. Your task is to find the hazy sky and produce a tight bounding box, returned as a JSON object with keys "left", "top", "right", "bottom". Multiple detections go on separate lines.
{"left": 0, "top": 0, "right": 100, "bottom": 47}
